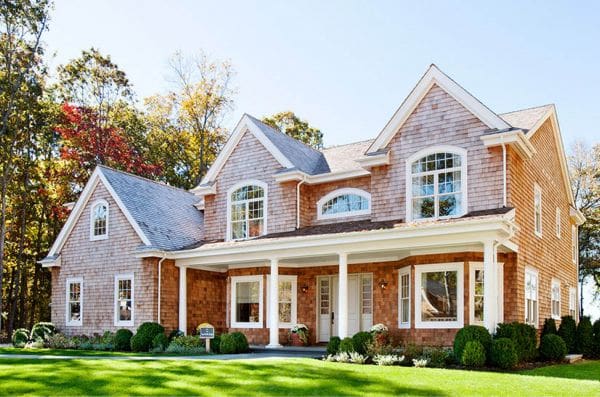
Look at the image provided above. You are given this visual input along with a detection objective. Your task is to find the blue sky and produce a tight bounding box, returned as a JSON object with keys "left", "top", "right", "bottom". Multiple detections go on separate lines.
{"left": 45, "top": 0, "right": 599, "bottom": 318}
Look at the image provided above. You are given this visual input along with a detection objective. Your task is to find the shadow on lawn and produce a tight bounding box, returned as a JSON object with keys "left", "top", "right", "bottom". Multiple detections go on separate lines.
{"left": 0, "top": 358, "right": 448, "bottom": 396}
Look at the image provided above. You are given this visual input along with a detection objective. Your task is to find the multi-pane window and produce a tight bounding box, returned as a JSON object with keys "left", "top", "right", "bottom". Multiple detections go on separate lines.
{"left": 90, "top": 200, "right": 108, "bottom": 239}
{"left": 534, "top": 184, "right": 542, "bottom": 236}
{"left": 229, "top": 184, "right": 265, "bottom": 240}
{"left": 361, "top": 275, "right": 372, "bottom": 316}
{"left": 66, "top": 278, "right": 82, "bottom": 326}
{"left": 556, "top": 208, "right": 561, "bottom": 238}
{"left": 231, "top": 276, "right": 262, "bottom": 328}
{"left": 277, "top": 279, "right": 296, "bottom": 325}
{"left": 525, "top": 268, "right": 538, "bottom": 326}
{"left": 319, "top": 278, "right": 330, "bottom": 316}
{"left": 115, "top": 275, "right": 133, "bottom": 326}
{"left": 569, "top": 287, "right": 577, "bottom": 318}
{"left": 320, "top": 193, "right": 370, "bottom": 218}
{"left": 399, "top": 269, "right": 410, "bottom": 327}
{"left": 572, "top": 225, "right": 578, "bottom": 264}
{"left": 410, "top": 152, "right": 463, "bottom": 220}
{"left": 551, "top": 279, "right": 561, "bottom": 319}
{"left": 472, "top": 268, "right": 485, "bottom": 324}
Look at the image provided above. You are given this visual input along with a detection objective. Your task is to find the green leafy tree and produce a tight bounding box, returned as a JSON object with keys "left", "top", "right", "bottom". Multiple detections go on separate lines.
{"left": 262, "top": 111, "right": 323, "bottom": 149}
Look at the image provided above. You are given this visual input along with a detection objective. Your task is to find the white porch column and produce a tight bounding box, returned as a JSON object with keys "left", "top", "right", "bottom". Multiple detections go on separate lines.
{"left": 483, "top": 241, "right": 497, "bottom": 333}
{"left": 178, "top": 265, "right": 187, "bottom": 335}
{"left": 338, "top": 252, "right": 348, "bottom": 339}
{"left": 267, "top": 258, "right": 282, "bottom": 348}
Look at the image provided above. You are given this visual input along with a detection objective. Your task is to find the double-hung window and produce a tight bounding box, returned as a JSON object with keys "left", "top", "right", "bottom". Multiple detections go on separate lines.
{"left": 569, "top": 287, "right": 577, "bottom": 318}
{"left": 228, "top": 182, "right": 266, "bottom": 240}
{"left": 231, "top": 276, "right": 263, "bottom": 328}
{"left": 572, "top": 225, "right": 578, "bottom": 264}
{"left": 66, "top": 278, "right": 83, "bottom": 326}
{"left": 267, "top": 275, "right": 298, "bottom": 328}
{"left": 534, "top": 184, "right": 542, "bottom": 236}
{"left": 525, "top": 268, "right": 538, "bottom": 326}
{"left": 398, "top": 268, "right": 411, "bottom": 328}
{"left": 115, "top": 274, "right": 134, "bottom": 326}
{"left": 551, "top": 279, "right": 561, "bottom": 320}
{"left": 470, "top": 264, "right": 485, "bottom": 325}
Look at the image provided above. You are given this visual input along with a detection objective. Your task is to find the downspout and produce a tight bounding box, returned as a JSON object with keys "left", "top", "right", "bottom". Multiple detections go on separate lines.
{"left": 157, "top": 252, "right": 167, "bottom": 324}
{"left": 501, "top": 137, "right": 507, "bottom": 208}
{"left": 296, "top": 177, "right": 306, "bottom": 229}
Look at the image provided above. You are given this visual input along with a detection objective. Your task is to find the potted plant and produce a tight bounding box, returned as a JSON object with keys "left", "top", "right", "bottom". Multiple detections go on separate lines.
{"left": 289, "top": 324, "right": 309, "bottom": 346}
{"left": 370, "top": 323, "right": 389, "bottom": 346}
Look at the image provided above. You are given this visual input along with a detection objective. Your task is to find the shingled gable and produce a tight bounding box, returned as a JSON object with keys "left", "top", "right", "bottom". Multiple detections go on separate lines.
{"left": 40, "top": 166, "right": 204, "bottom": 266}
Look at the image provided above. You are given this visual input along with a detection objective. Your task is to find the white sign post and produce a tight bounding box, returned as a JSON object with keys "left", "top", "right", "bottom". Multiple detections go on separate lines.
{"left": 198, "top": 323, "right": 215, "bottom": 353}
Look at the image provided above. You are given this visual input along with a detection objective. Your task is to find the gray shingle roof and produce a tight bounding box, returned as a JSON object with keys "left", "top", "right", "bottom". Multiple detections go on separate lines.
{"left": 99, "top": 166, "right": 203, "bottom": 251}
{"left": 499, "top": 104, "right": 553, "bottom": 131}
{"left": 322, "top": 139, "right": 374, "bottom": 173}
{"left": 246, "top": 114, "right": 330, "bottom": 175}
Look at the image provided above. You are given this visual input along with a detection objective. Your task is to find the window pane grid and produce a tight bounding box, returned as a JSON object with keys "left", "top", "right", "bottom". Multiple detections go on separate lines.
{"left": 230, "top": 185, "right": 265, "bottom": 240}
{"left": 322, "top": 194, "right": 369, "bottom": 216}
{"left": 361, "top": 276, "right": 372, "bottom": 315}
{"left": 93, "top": 204, "right": 107, "bottom": 236}
{"left": 117, "top": 278, "right": 132, "bottom": 322}
{"left": 474, "top": 269, "right": 484, "bottom": 322}
{"left": 68, "top": 281, "right": 81, "bottom": 322}
{"left": 400, "top": 273, "right": 410, "bottom": 324}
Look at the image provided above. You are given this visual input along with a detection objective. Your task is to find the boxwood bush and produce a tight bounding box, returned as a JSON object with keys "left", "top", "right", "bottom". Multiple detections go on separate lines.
{"left": 114, "top": 329, "right": 133, "bottom": 351}
{"left": 12, "top": 328, "right": 29, "bottom": 348}
{"left": 326, "top": 336, "right": 341, "bottom": 355}
{"left": 351, "top": 331, "right": 373, "bottom": 355}
{"left": 453, "top": 325, "right": 492, "bottom": 363}
{"left": 490, "top": 338, "right": 518, "bottom": 369}
{"left": 461, "top": 341, "right": 486, "bottom": 368}
{"left": 30, "top": 322, "right": 56, "bottom": 342}
{"left": 219, "top": 332, "right": 249, "bottom": 354}
{"left": 152, "top": 333, "right": 169, "bottom": 351}
{"left": 541, "top": 318, "right": 557, "bottom": 339}
{"left": 130, "top": 322, "right": 165, "bottom": 352}
{"left": 539, "top": 334, "right": 567, "bottom": 361}
{"left": 593, "top": 319, "right": 600, "bottom": 358}
{"left": 494, "top": 322, "right": 537, "bottom": 362}
{"left": 339, "top": 337, "right": 355, "bottom": 353}
{"left": 575, "top": 316, "right": 594, "bottom": 357}
{"left": 558, "top": 315, "right": 577, "bottom": 353}
{"left": 211, "top": 334, "right": 221, "bottom": 354}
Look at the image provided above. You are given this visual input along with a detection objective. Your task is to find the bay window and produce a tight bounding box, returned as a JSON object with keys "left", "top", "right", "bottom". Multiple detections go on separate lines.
{"left": 415, "top": 263, "right": 464, "bottom": 328}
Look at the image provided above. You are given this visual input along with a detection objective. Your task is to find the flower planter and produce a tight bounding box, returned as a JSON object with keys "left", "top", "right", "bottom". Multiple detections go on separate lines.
{"left": 290, "top": 332, "right": 306, "bottom": 346}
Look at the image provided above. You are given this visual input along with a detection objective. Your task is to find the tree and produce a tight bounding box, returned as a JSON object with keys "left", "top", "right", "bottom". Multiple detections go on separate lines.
{"left": 262, "top": 111, "right": 323, "bottom": 149}
{"left": 569, "top": 141, "right": 600, "bottom": 313}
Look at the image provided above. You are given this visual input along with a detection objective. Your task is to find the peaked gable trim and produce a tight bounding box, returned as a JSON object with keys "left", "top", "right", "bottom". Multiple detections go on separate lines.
{"left": 367, "top": 64, "right": 510, "bottom": 153}
{"left": 47, "top": 167, "right": 152, "bottom": 257}
{"left": 194, "top": 114, "right": 294, "bottom": 191}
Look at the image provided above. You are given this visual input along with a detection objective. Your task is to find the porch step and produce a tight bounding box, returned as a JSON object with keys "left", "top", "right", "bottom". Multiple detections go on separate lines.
{"left": 250, "top": 345, "right": 326, "bottom": 354}
{"left": 565, "top": 354, "right": 583, "bottom": 363}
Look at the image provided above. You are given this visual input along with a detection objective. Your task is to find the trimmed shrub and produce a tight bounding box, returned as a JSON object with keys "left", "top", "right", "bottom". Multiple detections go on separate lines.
{"left": 539, "top": 334, "right": 567, "bottom": 362}
{"left": 495, "top": 322, "right": 537, "bottom": 362}
{"left": 422, "top": 347, "right": 452, "bottom": 368}
{"left": 211, "top": 334, "right": 221, "bottom": 354}
{"left": 152, "top": 333, "right": 169, "bottom": 351}
{"left": 558, "top": 315, "right": 577, "bottom": 353}
{"left": 12, "top": 328, "right": 29, "bottom": 348}
{"left": 130, "top": 322, "right": 165, "bottom": 352}
{"left": 541, "top": 318, "right": 557, "bottom": 339}
{"left": 30, "top": 322, "right": 56, "bottom": 342}
{"left": 490, "top": 338, "right": 518, "bottom": 369}
{"left": 114, "top": 329, "right": 133, "bottom": 351}
{"left": 339, "top": 337, "right": 355, "bottom": 353}
{"left": 593, "top": 319, "right": 600, "bottom": 358}
{"left": 219, "top": 332, "right": 249, "bottom": 354}
{"left": 231, "top": 332, "right": 249, "bottom": 353}
{"left": 46, "top": 333, "right": 78, "bottom": 349}
{"left": 351, "top": 331, "right": 373, "bottom": 355}
{"left": 165, "top": 344, "right": 205, "bottom": 354}
{"left": 453, "top": 325, "right": 492, "bottom": 363}
{"left": 461, "top": 341, "right": 486, "bottom": 368}
{"left": 575, "top": 316, "right": 594, "bottom": 357}
{"left": 326, "top": 336, "right": 341, "bottom": 355}
{"left": 169, "top": 335, "right": 204, "bottom": 349}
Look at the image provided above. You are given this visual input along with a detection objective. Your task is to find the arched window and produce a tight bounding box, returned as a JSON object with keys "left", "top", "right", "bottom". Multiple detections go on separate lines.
{"left": 90, "top": 199, "right": 109, "bottom": 240}
{"left": 407, "top": 147, "right": 467, "bottom": 221}
{"left": 317, "top": 188, "right": 371, "bottom": 220}
{"left": 227, "top": 181, "right": 267, "bottom": 240}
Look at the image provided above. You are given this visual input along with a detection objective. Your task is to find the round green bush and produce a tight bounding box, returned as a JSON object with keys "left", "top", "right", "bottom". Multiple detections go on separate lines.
{"left": 152, "top": 333, "right": 169, "bottom": 351}
{"left": 12, "top": 328, "right": 29, "bottom": 348}
{"left": 351, "top": 331, "right": 373, "bottom": 355}
{"left": 558, "top": 315, "right": 577, "bottom": 353}
{"left": 219, "top": 332, "right": 249, "bottom": 354}
{"left": 30, "top": 322, "right": 56, "bottom": 342}
{"left": 461, "top": 340, "right": 486, "bottom": 368}
{"left": 130, "top": 322, "right": 165, "bottom": 352}
{"left": 211, "top": 334, "right": 221, "bottom": 354}
{"left": 539, "top": 334, "right": 567, "bottom": 361}
{"left": 495, "top": 322, "right": 537, "bottom": 362}
{"left": 576, "top": 316, "right": 594, "bottom": 357}
{"left": 114, "top": 329, "right": 133, "bottom": 351}
{"left": 490, "top": 338, "right": 518, "bottom": 369}
{"left": 541, "top": 318, "right": 557, "bottom": 339}
{"left": 339, "top": 337, "right": 355, "bottom": 353}
{"left": 454, "top": 325, "right": 492, "bottom": 363}
{"left": 326, "top": 336, "right": 341, "bottom": 355}
{"left": 231, "top": 332, "right": 249, "bottom": 353}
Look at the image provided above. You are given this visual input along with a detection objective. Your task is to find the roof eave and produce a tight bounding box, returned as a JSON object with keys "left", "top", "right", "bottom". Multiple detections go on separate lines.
{"left": 480, "top": 129, "right": 536, "bottom": 158}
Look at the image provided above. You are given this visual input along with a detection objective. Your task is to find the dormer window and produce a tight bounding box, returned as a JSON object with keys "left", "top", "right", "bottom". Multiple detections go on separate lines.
{"left": 90, "top": 199, "right": 108, "bottom": 240}
{"left": 227, "top": 181, "right": 267, "bottom": 240}
{"left": 407, "top": 147, "right": 467, "bottom": 221}
{"left": 317, "top": 188, "right": 371, "bottom": 220}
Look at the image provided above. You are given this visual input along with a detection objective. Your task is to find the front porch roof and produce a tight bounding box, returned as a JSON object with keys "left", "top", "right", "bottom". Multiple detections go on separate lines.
{"left": 136, "top": 208, "right": 518, "bottom": 269}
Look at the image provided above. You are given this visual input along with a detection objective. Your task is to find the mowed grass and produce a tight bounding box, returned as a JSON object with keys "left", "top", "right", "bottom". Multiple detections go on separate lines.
{"left": 0, "top": 357, "right": 599, "bottom": 396}
{"left": 0, "top": 347, "right": 205, "bottom": 357}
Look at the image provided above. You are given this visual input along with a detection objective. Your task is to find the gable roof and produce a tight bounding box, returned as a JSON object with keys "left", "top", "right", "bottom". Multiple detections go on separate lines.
{"left": 322, "top": 139, "right": 374, "bottom": 173}
{"left": 367, "top": 64, "right": 510, "bottom": 153}
{"left": 44, "top": 166, "right": 204, "bottom": 263}
{"left": 499, "top": 104, "right": 554, "bottom": 131}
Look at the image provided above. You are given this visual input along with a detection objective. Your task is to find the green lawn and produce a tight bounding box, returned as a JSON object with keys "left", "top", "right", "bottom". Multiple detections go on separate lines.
{"left": 0, "top": 357, "right": 598, "bottom": 396}
{"left": 0, "top": 347, "right": 206, "bottom": 357}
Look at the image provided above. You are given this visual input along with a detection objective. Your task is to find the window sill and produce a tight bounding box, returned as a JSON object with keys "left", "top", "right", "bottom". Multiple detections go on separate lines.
{"left": 66, "top": 322, "right": 82, "bottom": 327}
{"left": 90, "top": 235, "right": 108, "bottom": 241}
{"left": 398, "top": 323, "right": 411, "bottom": 329}
{"left": 415, "top": 321, "right": 463, "bottom": 329}
{"left": 231, "top": 322, "right": 263, "bottom": 329}
{"left": 115, "top": 321, "right": 134, "bottom": 327}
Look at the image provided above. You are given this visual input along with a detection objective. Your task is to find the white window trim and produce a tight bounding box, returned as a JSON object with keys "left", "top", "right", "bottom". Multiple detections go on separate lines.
{"left": 65, "top": 277, "right": 83, "bottom": 327}
{"left": 316, "top": 188, "right": 371, "bottom": 220}
{"left": 398, "top": 267, "right": 411, "bottom": 329}
{"left": 555, "top": 208, "right": 561, "bottom": 238}
{"left": 551, "top": 278, "right": 561, "bottom": 320}
{"left": 114, "top": 273, "right": 134, "bottom": 327}
{"left": 524, "top": 266, "right": 539, "bottom": 327}
{"left": 89, "top": 199, "right": 109, "bottom": 241}
{"left": 572, "top": 225, "right": 578, "bottom": 264}
{"left": 230, "top": 275, "right": 264, "bottom": 329}
{"left": 405, "top": 145, "right": 468, "bottom": 222}
{"left": 414, "top": 262, "right": 464, "bottom": 329}
{"left": 266, "top": 275, "right": 298, "bottom": 329}
{"left": 469, "top": 262, "right": 484, "bottom": 326}
{"left": 533, "top": 184, "right": 542, "bottom": 237}
{"left": 226, "top": 180, "right": 268, "bottom": 241}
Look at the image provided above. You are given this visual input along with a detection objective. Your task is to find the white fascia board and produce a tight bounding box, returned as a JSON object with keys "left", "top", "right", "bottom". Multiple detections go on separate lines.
{"left": 273, "top": 169, "right": 371, "bottom": 184}
{"left": 39, "top": 255, "right": 61, "bottom": 268}
{"left": 368, "top": 64, "right": 510, "bottom": 153}
{"left": 273, "top": 170, "right": 308, "bottom": 183}
{"left": 356, "top": 151, "right": 391, "bottom": 168}
{"left": 190, "top": 183, "right": 217, "bottom": 196}
{"left": 480, "top": 130, "right": 536, "bottom": 158}
{"left": 570, "top": 207, "right": 586, "bottom": 226}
